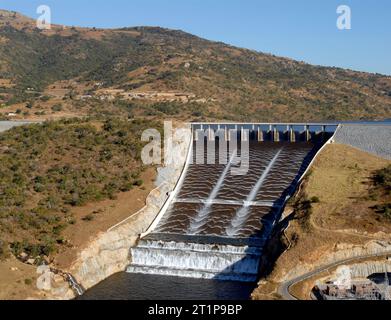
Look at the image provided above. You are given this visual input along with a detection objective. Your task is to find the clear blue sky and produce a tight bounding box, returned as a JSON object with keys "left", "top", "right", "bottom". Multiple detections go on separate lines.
{"left": 1, "top": 0, "right": 390, "bottom": 75}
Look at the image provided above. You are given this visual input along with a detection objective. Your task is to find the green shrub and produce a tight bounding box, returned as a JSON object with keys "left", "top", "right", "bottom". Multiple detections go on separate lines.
{"left": 310, "top": 196, "right": 320, "bottom": 203}
{"left": 26, "top": 101, "right": 34, "bottom": 109}
{"left": 82, "top": 214, "right": 94, "bottom": 222}
{"left": 374, "top": 204, "right": 391, "bottom": 220}
{"left": 374, "top": 165, "right": 391, "bottom": 191}
{"left": 51, "top": 104, "right": 63, "bottom": 112}
{"left": 0, "top": 117, "right": 160, "bottom": 259}
{"left": 133, "top": 179, "right": 144, "bottom": 187}
{"left": 152, "top": 102, "right": 179, "bottom": 115}
{"left": 120, "top": 182, "right": 134, "bottom": 192}
{"left": 40, "top": 96, "right": 50, "bottom": 102}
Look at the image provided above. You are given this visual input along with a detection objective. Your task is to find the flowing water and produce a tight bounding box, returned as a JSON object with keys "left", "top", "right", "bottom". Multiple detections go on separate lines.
{"left": 82, "top": 130, "right": 333, "bottom": 299}
{"left": 128, "top": 137, "right": 328, "bottom": 283}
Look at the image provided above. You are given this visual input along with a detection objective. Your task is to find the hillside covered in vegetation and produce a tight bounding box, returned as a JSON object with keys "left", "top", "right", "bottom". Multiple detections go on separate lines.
{"left": 0, "top": 118, "right": 160, "bottom": 262}
{"left": 0, "top": 9, "right": 391, "bottom": 122}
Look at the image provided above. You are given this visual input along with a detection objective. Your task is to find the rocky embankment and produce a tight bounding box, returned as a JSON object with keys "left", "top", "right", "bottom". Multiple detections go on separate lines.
{"left": 36, "top": 125, "right": 192, "bottom": 299}
{"left": 275, "top": 240, "right": 391, "bottom": 283}
{"left": 330, "top": 260, "right": 391, "bottom": 281}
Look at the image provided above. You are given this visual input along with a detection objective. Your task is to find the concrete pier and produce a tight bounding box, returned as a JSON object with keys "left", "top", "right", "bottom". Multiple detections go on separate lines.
{"left": 273, "top": 128, "right": 280, "bottom": 142}
{"left": 207, "top": 128, "right": 215, "bottom": 141}
{"left": 227, "top": 129, "right": 231, "bottom": 142}
{"left": 290, "top": 128, "right": 296, "bottom": 142}
{"left": 305, "top": 130, "right": 311, "bottom": 142}
{"left": 257, "top": 128, "right": 264, "bottom": 142}
{"left": 241, "top": 127, "right": 249, "bottom": 142}
{"left": 191, "top": 123, "right": 338, "bottom": 144}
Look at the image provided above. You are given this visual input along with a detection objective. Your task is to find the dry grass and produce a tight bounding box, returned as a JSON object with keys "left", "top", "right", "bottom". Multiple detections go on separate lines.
{"left": 253, "top": 143, "right": 391, "bottom": 300}
{"left": 0, "top": 256, "right": 37, "bottom": 300}
{"left": 307, "top": 143, "right": 391, "bottom": 234}
{"left": 0, "top": 78, "right": 13, "bottom": 88}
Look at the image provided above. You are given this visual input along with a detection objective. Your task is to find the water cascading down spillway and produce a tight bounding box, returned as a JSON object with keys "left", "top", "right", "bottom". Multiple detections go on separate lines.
{"left": 127, "top": 123, "right": 337, "bottom": 282}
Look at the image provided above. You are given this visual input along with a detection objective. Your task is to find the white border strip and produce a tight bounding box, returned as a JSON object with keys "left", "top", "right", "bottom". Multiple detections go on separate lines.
{"left": 139, "top": 134, "right": 194, "bottom": 239}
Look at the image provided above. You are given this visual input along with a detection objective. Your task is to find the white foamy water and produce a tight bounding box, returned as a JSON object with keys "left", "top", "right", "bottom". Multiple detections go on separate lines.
{"left": 128, "top": 240, "right": 261, "bottom": 282}
{"left": 174, "top": 198, "right": 276, "bottom": 207}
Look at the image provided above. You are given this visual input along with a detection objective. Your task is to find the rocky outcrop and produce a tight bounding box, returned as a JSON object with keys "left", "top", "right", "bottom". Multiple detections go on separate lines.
{"left": 32, "top": 266, "right": 77, "bottom": 300}
{"left": 276, "top": 240, "right": 391, "bottom": 282}
{"left": 337, "top": 261, "right": 391, "bottom": 280}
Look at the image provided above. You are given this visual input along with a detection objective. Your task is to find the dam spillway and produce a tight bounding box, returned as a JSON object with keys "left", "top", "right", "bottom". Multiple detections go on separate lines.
{"left": 127, "top": 123, "right": 337, "bottom": 282}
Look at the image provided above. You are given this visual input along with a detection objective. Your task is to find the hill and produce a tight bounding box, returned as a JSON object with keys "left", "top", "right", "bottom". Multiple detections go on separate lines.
{"left": 0, "top": 9, "right": 391, "bottom": 121}
{"left": 0, "top": 117, "right": 159, "bottom": 261}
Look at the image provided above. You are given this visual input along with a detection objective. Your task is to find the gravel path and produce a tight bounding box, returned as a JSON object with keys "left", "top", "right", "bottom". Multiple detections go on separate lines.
{"left": 334, "top": 125, "right": 391, "bottom": 160}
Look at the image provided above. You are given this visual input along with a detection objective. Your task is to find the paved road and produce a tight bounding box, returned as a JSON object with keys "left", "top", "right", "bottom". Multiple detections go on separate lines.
{"left": 278, "top": 251, "right": 391, "bottom": 300}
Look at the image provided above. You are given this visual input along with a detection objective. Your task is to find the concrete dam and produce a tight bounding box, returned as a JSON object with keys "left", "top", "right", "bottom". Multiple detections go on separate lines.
{"left": 127, "top": 123, "right": 338, "bottom": 282}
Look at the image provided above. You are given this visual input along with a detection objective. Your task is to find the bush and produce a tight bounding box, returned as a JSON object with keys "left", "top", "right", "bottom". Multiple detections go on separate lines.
{"left": 120, "top": 182, "right": 134, "bottom": 192}
{"left": 374, "top": 204, "right": 391, "bottom": 220}
{"left": 133, "top": 179, "right": 144, "bottom": 187}
{"left": 152, "top": 102, "right": 179, "bottom": 115}
{"left": 310, "top": 196, "right": 320, "bottom": 203}
{"left": 51, "top": 104, "right": 63, "bottom": 112}
{"left": 40, "top": 96, "right": 50, "bottom": 102}
{"left": 374, "top": 165, "right": 391, "bottom": 191}
{"left": 26, "top": 101, "right": 34, "bottom": 109}
{"left": 82, "top": 214, "right": 94, "bottom": 222}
